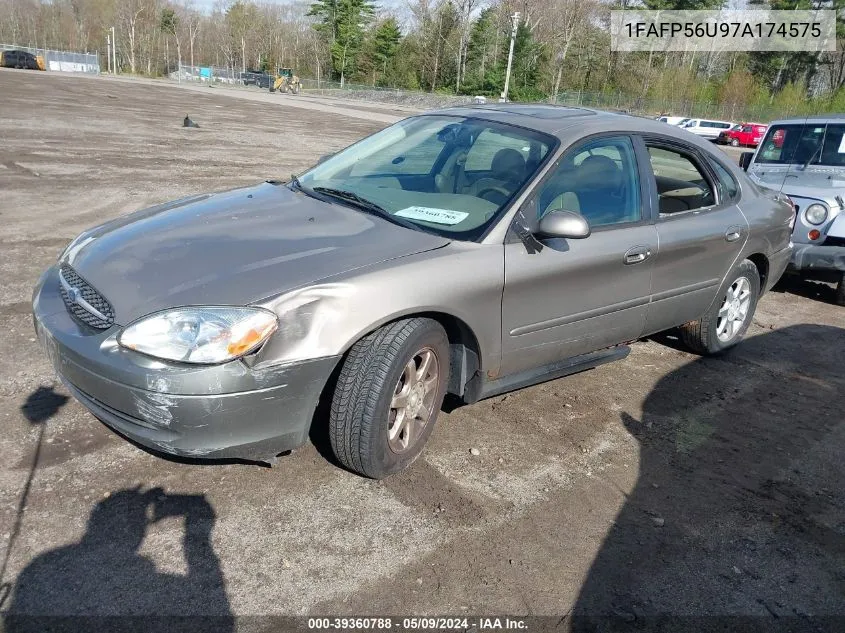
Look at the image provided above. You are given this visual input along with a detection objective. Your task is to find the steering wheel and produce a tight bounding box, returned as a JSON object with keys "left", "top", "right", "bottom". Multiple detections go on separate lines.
{"left": 476, "top": 185, "right": 512, "bottom": 205}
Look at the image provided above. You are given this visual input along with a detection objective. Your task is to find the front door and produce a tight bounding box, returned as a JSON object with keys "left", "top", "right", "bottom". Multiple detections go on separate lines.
{"left": 500, "top": 135, "right": 657, "bottom": 377}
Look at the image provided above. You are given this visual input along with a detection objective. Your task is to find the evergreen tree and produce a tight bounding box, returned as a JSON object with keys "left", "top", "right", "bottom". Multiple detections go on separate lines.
{"left": 371, "top": 18, "right": 401, "bottom": 84}
{"left": 308, "top": 0, "right": 375, "bottom": 85}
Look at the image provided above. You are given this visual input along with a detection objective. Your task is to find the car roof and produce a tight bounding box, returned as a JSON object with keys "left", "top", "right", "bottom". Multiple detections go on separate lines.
{"left": 424, "top": 103, "right": 732, "bottom": 154}
{"left": 769, "top": 114, "right": 845, "bottom": 125}
{"left": 427, "top": 103, "right": 673, "bottom": 135}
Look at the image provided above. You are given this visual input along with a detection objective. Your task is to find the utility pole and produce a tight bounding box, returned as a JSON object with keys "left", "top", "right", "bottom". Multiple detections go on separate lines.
{"left": 501, "top": 12, "right": 520, "bottom": 103}
{"left": 111, "top": 26, "right": 117, "bottom": 74}
{"left": 106, "top": 32, "right": 111, "bottom": 73}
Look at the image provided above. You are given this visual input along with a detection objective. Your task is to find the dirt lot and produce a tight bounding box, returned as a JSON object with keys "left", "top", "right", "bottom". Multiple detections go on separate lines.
{"left": 0, "top": 69, "right": 843, "bottom": 631}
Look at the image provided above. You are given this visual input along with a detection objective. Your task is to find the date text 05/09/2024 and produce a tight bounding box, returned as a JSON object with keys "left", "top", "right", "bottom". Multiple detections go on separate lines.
{"left": 307, "top": 617, "right": 528, "bottom": 630}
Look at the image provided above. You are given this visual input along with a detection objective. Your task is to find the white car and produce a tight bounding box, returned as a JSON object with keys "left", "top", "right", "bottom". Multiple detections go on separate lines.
{"left": 681, "top": 119, "right": 735, "bottom": 141}
{"left": 656, "top": 116, "right": 690, "bottom": 126}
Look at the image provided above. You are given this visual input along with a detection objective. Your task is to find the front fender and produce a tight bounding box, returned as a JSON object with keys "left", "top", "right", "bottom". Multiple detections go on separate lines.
{"left": 252, "top": 242, "right": 506, "bottom": 375}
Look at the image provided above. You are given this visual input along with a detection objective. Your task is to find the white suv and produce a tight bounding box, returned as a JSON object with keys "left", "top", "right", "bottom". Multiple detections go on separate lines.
{"left": 739, "top": 116, "right": 845, "bottom": 305}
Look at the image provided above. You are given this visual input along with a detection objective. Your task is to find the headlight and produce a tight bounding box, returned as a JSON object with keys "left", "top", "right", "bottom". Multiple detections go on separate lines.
{"left": 804, "top": 203, "right": 828, "bottom": 226}
{"left": 118, "top": 307, "right": 277, "bottom": 364}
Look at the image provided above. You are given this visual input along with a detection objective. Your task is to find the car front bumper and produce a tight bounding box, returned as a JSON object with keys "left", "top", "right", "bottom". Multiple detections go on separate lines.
{"left": 32, "top": 266, "right": 340, "bottom": 462}
{"left": 789, "top": 243, "right": 845, "bottom": 278}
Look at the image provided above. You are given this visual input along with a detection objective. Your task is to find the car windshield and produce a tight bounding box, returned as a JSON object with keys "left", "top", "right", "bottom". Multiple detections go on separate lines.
{"left": 296, "top": 115, "right": 555, "bottom": 240}
{"left": 756, "top": 122, "right": 845, "bottom": 167}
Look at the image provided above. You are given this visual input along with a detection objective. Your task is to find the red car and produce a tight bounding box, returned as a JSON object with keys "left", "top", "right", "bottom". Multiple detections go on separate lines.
{"left": 717, "top": 123, "right": 768, "bottom": 147}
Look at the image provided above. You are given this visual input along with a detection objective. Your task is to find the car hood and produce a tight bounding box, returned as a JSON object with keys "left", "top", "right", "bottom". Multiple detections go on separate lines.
{"left": 64, "top": 182, "right": 451, "bottom": 324}
{"left": 829, "top": 211, "right": 845, "bottom": 238}
{"left": 749, "top": 168, "right": 845, "bottom": 201}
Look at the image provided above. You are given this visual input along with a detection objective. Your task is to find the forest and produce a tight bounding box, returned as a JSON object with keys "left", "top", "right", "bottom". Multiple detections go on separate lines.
{"left": 3, "top": 0, "right": 845, "bottom": 118}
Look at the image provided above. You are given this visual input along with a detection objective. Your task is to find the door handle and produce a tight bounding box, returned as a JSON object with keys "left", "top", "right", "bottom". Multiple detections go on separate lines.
{"left": 624, "top": 246, "right": 651, "bottom": 265}
{"left": 725, "top": 226, "right": 743, "bottom": 242}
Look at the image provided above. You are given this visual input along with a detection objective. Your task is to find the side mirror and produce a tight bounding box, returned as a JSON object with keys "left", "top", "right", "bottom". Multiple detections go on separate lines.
{"left": 739, "top": 151, "right": 754, "bottom": 171}
{"left": 536, "top": 210, "right": 591, "bottom": 239}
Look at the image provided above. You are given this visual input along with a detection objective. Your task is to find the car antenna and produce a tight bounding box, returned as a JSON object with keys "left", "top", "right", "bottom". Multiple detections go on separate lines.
{"left": 775, "top": 114, "right": 811, "bottom": 199}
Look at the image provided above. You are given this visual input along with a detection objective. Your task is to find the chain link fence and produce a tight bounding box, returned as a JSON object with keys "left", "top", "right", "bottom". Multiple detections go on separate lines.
{"left": 172, "top": 64, "right": 243, "bottom": 84}
{"left": 1, "top": 44, "right": 99, "bottom": 73}
{"left": 168, "top": 68, "right": 792, "bottom": 122}
{"left": 170, "top": 65, "right": 473, "bottom": 108}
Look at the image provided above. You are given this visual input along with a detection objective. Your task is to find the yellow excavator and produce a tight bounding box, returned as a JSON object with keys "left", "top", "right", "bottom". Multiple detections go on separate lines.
{"left": 270, "top": 68, "right": 301, "bottom": 94}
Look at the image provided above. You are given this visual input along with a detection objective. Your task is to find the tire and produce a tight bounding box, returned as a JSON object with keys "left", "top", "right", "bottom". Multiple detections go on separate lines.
{"left": 836, "top": 272, "right": 845, "bottom": 306}
{"left": 680, "top": 259, "right": 760, "bottom": 355}
{"left": 731, "top": 138, "right": 740, "bottom": 147}
{"left": 329, "top": 318, "right": 450, "bottom": 478}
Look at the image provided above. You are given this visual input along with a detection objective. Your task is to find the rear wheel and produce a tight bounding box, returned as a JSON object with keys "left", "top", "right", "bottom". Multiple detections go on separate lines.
{"left": 836, "top": 272, "right": 845, "bottom": 306}
{"left": 680, "top": 259, "right": 760, "bottom": 355}
{"left": 329, "top": 318, "right": 449, "bottom": 478}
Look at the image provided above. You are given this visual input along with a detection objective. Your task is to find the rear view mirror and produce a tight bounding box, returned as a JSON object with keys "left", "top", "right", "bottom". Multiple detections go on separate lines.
{"left": 437, "top": 123, "right": 461, "bottom": 144}
{"left": 739, "top": 151, "right": 754, "bottom": 171}
{"left": 317, "top": 153, "right": 334, "bottom": 164}
{"left": 536, "top": 210, "right": 591, "bottom": 239}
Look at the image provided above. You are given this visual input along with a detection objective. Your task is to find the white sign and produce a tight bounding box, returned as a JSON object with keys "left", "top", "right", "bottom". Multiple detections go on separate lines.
{"left": 48, "top": 60, "right": 98, "bottom": 73}
{"left": 395, "top": 206, "right": 469, "bottom": 225}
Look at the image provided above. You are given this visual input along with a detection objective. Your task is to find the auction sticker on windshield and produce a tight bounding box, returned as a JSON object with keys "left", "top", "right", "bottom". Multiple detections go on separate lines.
{"left": 395, "top": 206, "right": 469, "bottom": 225}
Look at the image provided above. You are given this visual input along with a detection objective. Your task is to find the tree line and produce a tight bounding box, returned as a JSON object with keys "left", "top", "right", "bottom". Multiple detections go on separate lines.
{"left": 3, "top": 0, "right": 845, "bottom": 116}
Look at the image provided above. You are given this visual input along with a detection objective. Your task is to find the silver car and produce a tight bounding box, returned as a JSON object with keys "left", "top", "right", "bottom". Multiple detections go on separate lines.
{"left": 33, "top": 105, "right": 794, "bottom": 478}
{"left": 739, "top": 116, "right": 845, "bottom": 304}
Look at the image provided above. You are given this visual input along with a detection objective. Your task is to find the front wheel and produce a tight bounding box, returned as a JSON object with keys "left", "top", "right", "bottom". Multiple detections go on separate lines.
{"left": 836, "top": 272, "right": 845, "bottom": 306}
{"left": 679, "top": 259, "right": 760, "bottom": 355}
{"left": 329, "top": 318, "right": 449, "bottom": 478}
{"left": 731, "top": 138, "right": 740, "bottom": 147}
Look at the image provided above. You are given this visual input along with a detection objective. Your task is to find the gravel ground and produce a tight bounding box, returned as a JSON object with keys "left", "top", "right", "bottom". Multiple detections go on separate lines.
{"left": 0, "top": 68, "right": 843, "bottom": 632}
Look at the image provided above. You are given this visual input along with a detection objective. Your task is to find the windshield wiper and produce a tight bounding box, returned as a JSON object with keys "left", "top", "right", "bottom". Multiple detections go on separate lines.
{"left": 311, "top": 187, "right": 418, "bottom": 230}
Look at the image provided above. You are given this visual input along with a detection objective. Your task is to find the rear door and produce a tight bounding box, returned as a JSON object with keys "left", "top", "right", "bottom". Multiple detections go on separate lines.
{"left": 500, "top": 134, "right": 657, "bottom": 376}
{"left": 638, "top": 136, "right": 748, "bottom": 334}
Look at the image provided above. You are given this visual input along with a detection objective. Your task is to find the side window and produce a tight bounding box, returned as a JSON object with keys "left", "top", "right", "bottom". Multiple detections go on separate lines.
{"left": 710, "top": 160, "right": 739, "bottom": 201}
{"left": 537, "top": 136, "right": 641, "bottom": 228}
{"left": 646, "top": 145, "right": 716, "bottom": 214}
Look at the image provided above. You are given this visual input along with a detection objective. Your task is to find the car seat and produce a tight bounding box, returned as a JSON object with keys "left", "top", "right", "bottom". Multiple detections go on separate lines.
{"left": 570, "top": 155, "right": 631, "bottom": 226}
{"left": 468, "top": 148, "right": 527, "bottom": 203}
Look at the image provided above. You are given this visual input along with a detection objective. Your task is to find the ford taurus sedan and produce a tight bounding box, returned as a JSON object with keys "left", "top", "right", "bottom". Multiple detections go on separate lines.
{"left": 33, "top": 105, "right": 794, "bottom": 478}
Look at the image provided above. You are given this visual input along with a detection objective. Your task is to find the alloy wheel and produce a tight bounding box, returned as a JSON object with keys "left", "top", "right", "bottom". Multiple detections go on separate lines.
{"left": 716, "top": 277, "right": 751, "bottom": 342}
{"left": 387, "top": 347, "right": 439, "bottom": 453}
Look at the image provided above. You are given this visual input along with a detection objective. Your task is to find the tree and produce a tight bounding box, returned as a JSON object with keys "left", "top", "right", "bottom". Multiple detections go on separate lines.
{"left": 371, "top": 17, "right": 400, "bottom": 84}
{"left": 160, "top": 6, "right": 181, "bottom": 74}
{"left": 308, "top": 0, "right": 375, "bottom": 86}
{"left": 226, "top": 1, "right": 258, "bottom": 74}
{"left": 117, "top": 0, "right": 146, "bottom": 73}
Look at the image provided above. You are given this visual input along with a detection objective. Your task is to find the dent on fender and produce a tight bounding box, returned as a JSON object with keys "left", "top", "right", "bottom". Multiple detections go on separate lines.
{"left": 252, "top": 283, "right": 357, "bottom": 369}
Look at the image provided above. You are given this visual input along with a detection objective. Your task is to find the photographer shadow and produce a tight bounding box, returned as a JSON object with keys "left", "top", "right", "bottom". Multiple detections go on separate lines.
{"left": 570, "top": 324, "right": 845, "bottom": 632}
{"left": 4, "top": 487, "right": 233, "bottom": 632}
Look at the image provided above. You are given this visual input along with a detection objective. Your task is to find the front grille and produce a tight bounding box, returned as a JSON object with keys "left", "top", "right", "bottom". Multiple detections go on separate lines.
{"left": 58, "top": 264, "right": 115, "bottom": 329}
{"left": 823, "top": 235, "right": 845, "bottom": 247}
